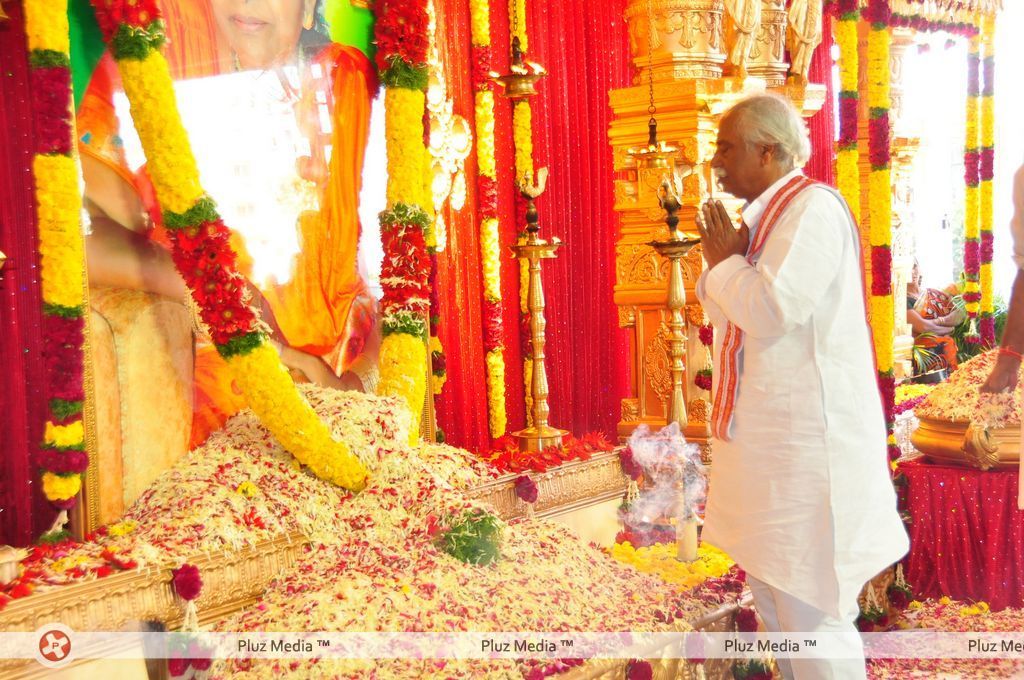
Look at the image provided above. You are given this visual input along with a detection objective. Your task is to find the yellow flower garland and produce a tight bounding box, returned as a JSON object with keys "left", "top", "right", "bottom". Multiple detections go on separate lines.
{"left": 486, "top": 350, "right": 507, "bottom": 435}
{"left": 25, "top": 0, "right": 88, "bottom": 504}
{"left": 834, "top": 15, "right": 860, "bottom": 221}
{"left": 979, "top": 15, "right": 995, "bottom": 325}
{"left": 468, "top": 0, "right": 508, "bottom": 438}
{"left": 44, "top": 421, "right": 84, "bottom": 449}
{"left": 868, "top": 21, "right": 893, "bottom": 376}
{"left": 33, "top": 154, "right": 85, "bottom": 310}
{"left": 385, "top": 88, "right": 429, "bottom": 209}
{"left": 25, "top": 1, "right": 70, "bottom": 53}
{"left": 42, "top": 471, "right": 82, "bottom": 502}
{"left": 379, "top": 333, "right": 428, "bottom": 444}
{"left": 475, "top": 92, "right": 497, "bottom": 179}
{"left": 105, "top": 29, "right": 367, "bottom": 490}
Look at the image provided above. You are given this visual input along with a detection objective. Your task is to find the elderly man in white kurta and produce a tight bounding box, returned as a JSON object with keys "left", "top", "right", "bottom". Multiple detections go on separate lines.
{"left": 981, "top": 161, "right": 1024, "bottom": 510}
{"left": 695, "top": 94, "right": 909, "bottom": 680}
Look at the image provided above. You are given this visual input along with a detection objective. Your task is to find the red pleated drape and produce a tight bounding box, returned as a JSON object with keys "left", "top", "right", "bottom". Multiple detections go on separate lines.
{"left": 432, "top": 0, "right": 632, "bottom": 450}
{"left": 0, "top": 4, "right": 56, "bottom": 546}
{"left": 804, "top": 16, "right": 837, "bottom": 186}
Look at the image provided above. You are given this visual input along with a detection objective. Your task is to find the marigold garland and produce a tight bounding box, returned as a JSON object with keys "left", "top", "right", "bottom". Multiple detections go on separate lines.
{"left": 832, "top": 0, "right": 861, "bottom": 222}
{"left": 865, "top": 0, "right": 897, "bottom": 459}
{"left": 25, "top": 0, "right": 89, "bottom": 509}
{"left": 978, "top": 14, "right": 995, "bottom": 347}
{"left": 88, "top": 0, "right": 367, "bottom": 490}
{"left": 963, "top": 25, "right": 983, "bottom": 344}
{"left": 375, "top": 0, "right": 433, "bottom": 442}
{"left": 469, "top": 0, "right": 508, "bottom": 438}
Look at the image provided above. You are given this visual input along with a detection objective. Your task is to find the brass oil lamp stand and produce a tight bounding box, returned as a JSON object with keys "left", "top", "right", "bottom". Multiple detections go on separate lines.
{"left": 648, "top": 179, "right": 701, "bottom": 561}
{"left": 510, "top": 170, "right": 568, "bottom": 452}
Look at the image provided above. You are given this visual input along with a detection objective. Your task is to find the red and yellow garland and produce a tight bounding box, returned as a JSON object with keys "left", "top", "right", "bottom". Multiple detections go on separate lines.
{"left": 963, "top": 22, "right": 983, "bottom": 344}
{"left": 88, "top": 0, "right": 367, "bottom": 491}
{"left": 470, "top": 0, "right": 509, "bottom": 439}
{"left": 864, "top": 0, "right": 897, "bottom": 462}
{"left": 979, "top": 14, "right": 996, "bottom": 347}
{"left": 833, "top": 0, "right": 861, "bottom": 222}
{"left": 24, "top": 0, "right": 88, "bottom": 508}
{"left": 374, "top": 0, "right": 432, "bottom": 443}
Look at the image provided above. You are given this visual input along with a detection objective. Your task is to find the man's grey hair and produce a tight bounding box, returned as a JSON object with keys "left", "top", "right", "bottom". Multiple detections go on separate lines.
{"left": 722, "top": 94, "right": 812, "bottom": 169}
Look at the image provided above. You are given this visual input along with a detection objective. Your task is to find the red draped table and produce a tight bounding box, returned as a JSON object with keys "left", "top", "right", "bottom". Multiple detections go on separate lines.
{"left": 901, "top": 458, "right": 1024, "bottom": 610}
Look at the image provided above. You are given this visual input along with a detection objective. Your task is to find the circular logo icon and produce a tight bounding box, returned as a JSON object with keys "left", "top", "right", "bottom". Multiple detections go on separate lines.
{"left": 34, "top": 624, "right": 74, "bottom": 668}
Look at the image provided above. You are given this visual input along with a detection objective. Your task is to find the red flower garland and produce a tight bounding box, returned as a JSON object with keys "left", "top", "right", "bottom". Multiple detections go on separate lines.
{"left": 373, "top": 0, "right": 430, "bottom": 73}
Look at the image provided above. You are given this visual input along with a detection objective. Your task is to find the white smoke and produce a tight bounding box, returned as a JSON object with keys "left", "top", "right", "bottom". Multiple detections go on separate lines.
{"left": 623, "top": 422, "right": 707, "bottom": 538}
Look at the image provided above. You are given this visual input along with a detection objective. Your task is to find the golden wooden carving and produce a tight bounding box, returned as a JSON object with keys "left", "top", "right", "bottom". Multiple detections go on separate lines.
{"left": 624, "top": 0, "right": 726, "bottom": 82}
{"left": 686, "top": 303, "right": 707, "bottom": 327}
{"left": 688, "top": 397, "right": 710, "bottom": 424}
{"left": 911, "top": 416, "right": 1021, "bottom": 471}
{"left": 747, "top": 0, "right": 788, "bottom": 86}
{"left": 621, "top": 398, "right": 641, "bottom": 422}
{"left": 644, "top": 322, "right": 674, "bottom": 406}
{"left": 465, "top": 450, "right": 631, "bottom": 521}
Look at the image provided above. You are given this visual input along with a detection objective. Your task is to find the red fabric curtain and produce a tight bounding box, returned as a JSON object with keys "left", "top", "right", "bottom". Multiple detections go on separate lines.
{"left": 804, "top": 16, "right": 837, "bottom": 186}
{"left": 433, "top": 0, "right": 632, "bottom": 450}
{"left": 902, "top": 459, "right": 1024, "bottom": 611}
{"left": 0, "top": 4, "right": 55, "bottom": 546}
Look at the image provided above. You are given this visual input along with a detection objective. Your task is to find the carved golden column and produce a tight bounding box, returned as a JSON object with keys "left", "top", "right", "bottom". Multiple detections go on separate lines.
{"left": 748, "top": 0, "right": 788, "bottom": 86}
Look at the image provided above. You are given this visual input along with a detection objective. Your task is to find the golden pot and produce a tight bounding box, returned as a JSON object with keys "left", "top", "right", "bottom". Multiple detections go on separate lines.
{"left": 910, "top": 416, "right": 1021, "bottom": 471}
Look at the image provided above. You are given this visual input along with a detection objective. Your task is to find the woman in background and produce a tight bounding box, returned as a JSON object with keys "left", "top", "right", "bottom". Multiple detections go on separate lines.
{"left": 906, "top": 260, "right": 964, "bottom": 372}
{"left": 79, "top": 0, "right": 379, "bottom": 448}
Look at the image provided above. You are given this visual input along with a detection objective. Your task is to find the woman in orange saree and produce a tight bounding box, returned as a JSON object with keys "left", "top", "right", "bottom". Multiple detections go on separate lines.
{"left": 79, "top": 0, "right": 378, "bottom": 448}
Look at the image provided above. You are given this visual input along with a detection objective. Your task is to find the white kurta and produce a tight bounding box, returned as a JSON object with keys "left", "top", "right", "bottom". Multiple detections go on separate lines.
{"left": 696, "top": 170, "right": 909, "bottom": 618}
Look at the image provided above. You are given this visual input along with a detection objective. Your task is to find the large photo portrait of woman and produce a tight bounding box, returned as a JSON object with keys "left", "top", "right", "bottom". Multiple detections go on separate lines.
{"left": 73, "top": 0, "right": 381, "bottom": 523}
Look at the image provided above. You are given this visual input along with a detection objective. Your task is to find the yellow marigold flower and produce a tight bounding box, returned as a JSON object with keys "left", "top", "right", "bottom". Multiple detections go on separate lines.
{"left": 118, "top": 53, "right": 204, "bottom": 214}
{"left": 512, "top": 102, "right": 534, "bottom": 182}
{"left": 908, "top": 600, "right": 923, "bottom": 610}
{"left": 24, "top": 0, "right": 71, "bottom": 54}
{"left": 108, "top": 520, "right": 138, "bottom": 537}
{"left": 939, "top": 596, "right": 953, "bottom": 605}
{"left": 378, "top": 333, "right": 428, "bottom": 445}
{"left": 385, "top": 88, "right": 428, "bottom": 208}
{"left": 236, "top": 481, "right": 259, "bottom": 498}
{"left": 474, "top": 92, "right": 497, "bottom": 180}
{"left": 42, "top": 472, "right": 82, "bottom": 501}
{"left": 44, "top": 421, "right": 84, "bottom": 449}
{"left": 486, "top": 350, "right": 507, "bottom": 437}
{"left": 470, "top": 0, "right": 491, "bottom": 46}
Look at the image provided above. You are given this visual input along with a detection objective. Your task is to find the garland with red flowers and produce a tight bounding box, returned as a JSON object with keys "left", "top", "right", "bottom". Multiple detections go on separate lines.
{"left": 24, "top": 0, "right": 91, "bottom": 510}
{"left": 963, "top": 24, "right": 983, "bottom": 345}
{"left": 830, "top": 0, "right": 861, "bottom": 224}
{"left": 469, "top": 0, "right": 508, "bottom": 438}
{"left": 978, "top": 14, "right": 996, "bottom": 347}
{"left": 87, "top": 0, "right": 368, "bottom": 490}
{"left": 374, "top": 0, "right": 434, "bottom": 442}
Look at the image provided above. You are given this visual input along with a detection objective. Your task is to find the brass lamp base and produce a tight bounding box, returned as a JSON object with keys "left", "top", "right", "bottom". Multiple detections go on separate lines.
{"left": 512, "top": 425, "right": 569, "bottom": 452}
